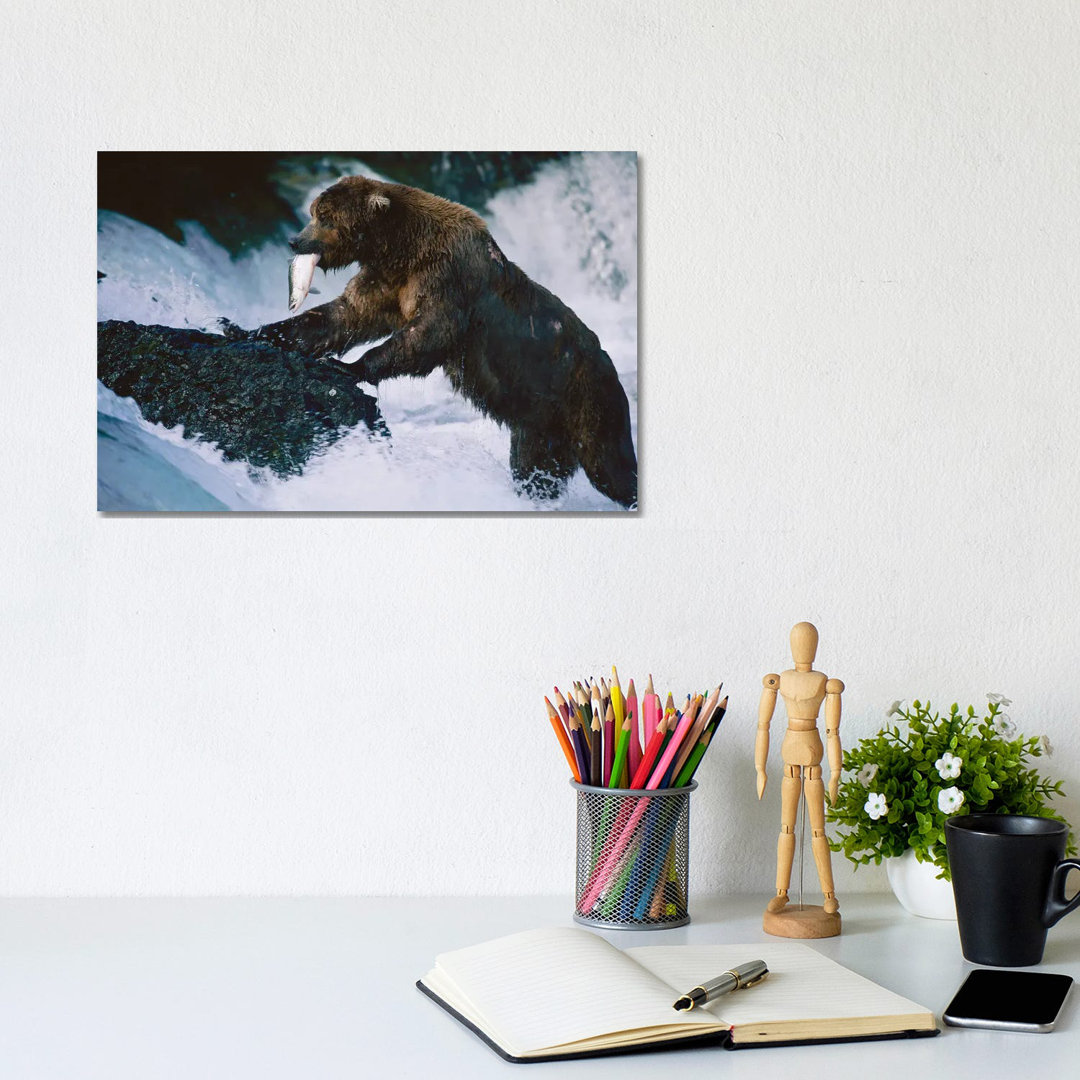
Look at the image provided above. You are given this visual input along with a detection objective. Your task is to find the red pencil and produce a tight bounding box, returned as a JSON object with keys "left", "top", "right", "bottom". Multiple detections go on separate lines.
{"left": 630, "top": 703, "right": 667, "bottom": 788}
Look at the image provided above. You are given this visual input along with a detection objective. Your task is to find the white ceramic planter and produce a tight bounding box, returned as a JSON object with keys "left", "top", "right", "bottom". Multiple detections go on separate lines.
{"left": 885, "top": 849, "right": 957, "bottom": 920}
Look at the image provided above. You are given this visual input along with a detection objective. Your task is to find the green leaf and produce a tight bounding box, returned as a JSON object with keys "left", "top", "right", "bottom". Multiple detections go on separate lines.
{"left": 827, "top": 696, "right": 1074, "bottom": 869}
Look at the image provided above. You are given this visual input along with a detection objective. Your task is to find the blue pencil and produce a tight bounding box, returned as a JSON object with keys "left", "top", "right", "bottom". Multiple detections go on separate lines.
{"left": 632, "top": 801, "right": 685, "bottom": 919}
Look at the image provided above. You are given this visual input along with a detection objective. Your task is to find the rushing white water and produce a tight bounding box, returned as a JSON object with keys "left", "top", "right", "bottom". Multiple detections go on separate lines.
{"left": 97, "top": 153, "right": 638, "bottom": 511}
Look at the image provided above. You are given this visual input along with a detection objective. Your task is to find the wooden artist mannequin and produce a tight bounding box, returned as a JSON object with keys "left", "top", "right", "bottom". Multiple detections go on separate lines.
{"left": 755, "top": 622, "right": 844, "bottom": 938}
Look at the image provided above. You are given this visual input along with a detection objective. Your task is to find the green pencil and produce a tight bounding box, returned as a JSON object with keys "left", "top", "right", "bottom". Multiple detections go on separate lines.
{"left": 608, "top": 711, "right": 633, "bottom": 788}
{"left": 675, "top": 695, "right": 728, "bottom": 786}
{"left": 674, "top": 731, "right": 711, "bottom": 787}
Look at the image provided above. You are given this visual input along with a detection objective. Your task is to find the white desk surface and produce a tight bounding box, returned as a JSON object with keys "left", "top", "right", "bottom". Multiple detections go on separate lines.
{"left": 0, "top": 893, "right": 1076, "bottom": 1078}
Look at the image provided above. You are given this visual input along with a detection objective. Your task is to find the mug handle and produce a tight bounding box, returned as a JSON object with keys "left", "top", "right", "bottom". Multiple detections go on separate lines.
{"left": 1043, "top": 859, "right": 1080, "bottom": 928}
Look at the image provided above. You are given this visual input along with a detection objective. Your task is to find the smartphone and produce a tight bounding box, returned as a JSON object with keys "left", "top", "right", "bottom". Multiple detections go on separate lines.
{"left": 943, "top": 969, "right": 1074, "bottom": 1033}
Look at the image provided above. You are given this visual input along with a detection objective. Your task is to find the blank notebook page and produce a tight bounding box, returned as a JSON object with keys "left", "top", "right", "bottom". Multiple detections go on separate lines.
{"left": 432, "top": 927, "right": 715, "bottom": 1053}
{"left": 627, "top": 942, "right": 930, "bottom": 1024}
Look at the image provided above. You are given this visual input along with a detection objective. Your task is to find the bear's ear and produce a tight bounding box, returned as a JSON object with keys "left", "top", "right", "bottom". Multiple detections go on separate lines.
{"left": 368, "top": 193, "right": 390, "bottom": 213}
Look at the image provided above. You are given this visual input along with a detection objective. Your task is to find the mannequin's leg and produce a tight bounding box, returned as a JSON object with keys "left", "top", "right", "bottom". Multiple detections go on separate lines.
{"left": 805, "top": 765, "right": 839, "bottom": 913}
{"left": 767, "top": 764, "right": 803, "bottom": 913}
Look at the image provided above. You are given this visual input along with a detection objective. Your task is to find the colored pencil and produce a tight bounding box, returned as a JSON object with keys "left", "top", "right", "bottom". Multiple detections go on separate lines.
{"left": 656, "top": 696, "right": 697, "bottom": 788}
{"left": 545, "top": 696, "right": 580, "bottom": 782}
{"left": 674, "top": 730, "right": 712, "bottom": 788}
{"left": 648, "top": 849, "right": 673, "bottom": 919}
{"left": 662, "top": 693, "right": 676, "bottom": 739}
{"left": 645, "top": 704, "right": 697, "bottom": 789}
{"left": 575, "top": 683, "right": 592, "bottom": 731}
{"left": 670, "top": 687, "right": 718, "bottom": 781}
{"left": 608, "top": 701, "right": 634, "bottom": 790}
{"left": 609, "top": 670, "right": 625, "bottom": 788}
{"left": 630, "top": 703, "right": 666, "bottom": 788}
{"left": 590, "top": 680, "right": 603, "bottom": 773}
{"left": 602, "top": 701, "right": 615, "bottom": 786}
{"left": 625, "top": 679, "right": 641, "bottom": 782}
{"left": 675, "top": 695, "right": 728, "bottom": 786}
{"left": 634, "top": 805, "right": 686, "bottom": 919}
{"left": 621, "top": 796, "right": 664, "bottom": 917}
{"left": 553, "top": 686, "right": 571, "bottom": 729}
{"left": 580, "top": 707, "right": 700, "bottom": 911}
{"left": 589, "top": 708, "right": 603, "bottom": 786}
{"left": 573, "top": 687, "right": 594, "bottom": 775}
{"left": 609, "top": 667, "right": 625, "bottom": 732}
{"left": 545, "top": 671, "right": 726, "bottom": 898}
{"left": 568, "top": 701, "right": 591, "bottom": 782}
{"left": 643, "top": 675, "right": 659, "bottom": 749}
{"left": 546, "top": 669, "right": 728, "bottom": 921}
{"left": 578, "top": 794, "right": 638, "bottom": 910}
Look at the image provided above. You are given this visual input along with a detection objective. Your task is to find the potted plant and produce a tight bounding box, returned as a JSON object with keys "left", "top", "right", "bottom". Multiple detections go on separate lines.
{"left": 826, "top": 695, "right": 1072, "bottom": 919}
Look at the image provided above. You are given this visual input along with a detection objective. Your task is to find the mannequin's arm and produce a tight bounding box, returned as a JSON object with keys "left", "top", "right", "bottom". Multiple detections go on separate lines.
{"left": 824, "top": 678, "right": 844, "bottom": 804}
{"left": 756, "top": 674, "right": 779, "bottom": 799}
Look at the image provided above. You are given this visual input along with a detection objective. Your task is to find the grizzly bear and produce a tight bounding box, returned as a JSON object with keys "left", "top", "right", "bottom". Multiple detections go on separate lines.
{"left": 230, "top": 176, "right": 637, "bottom": 507}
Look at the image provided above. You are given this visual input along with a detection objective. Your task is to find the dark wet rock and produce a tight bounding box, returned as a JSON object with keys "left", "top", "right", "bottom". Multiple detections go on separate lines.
{"left": 97, "top": 320, "right": 387, "bottom": 477}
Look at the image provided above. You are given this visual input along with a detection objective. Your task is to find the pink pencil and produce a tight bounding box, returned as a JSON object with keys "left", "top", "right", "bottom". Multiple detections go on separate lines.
{"left": 670, "top": 686, "right": 719, "bottom": 781}
{"left": 643, "top": 705, "right": 696, "bottom": 788}
{"left": 626, "top": 679, "right": 641, "bottom": 782}
{"left": 602, "top": 701, "right": 615, "bottom": 786}
{"left": 579, "top": 708, "right": 698, "bottom": 911}
{"left": 643, "top": 675, "right": 659, "bottom": 741}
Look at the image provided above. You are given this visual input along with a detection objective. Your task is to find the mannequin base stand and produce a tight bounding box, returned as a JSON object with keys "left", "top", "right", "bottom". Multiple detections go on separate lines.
{"left": 763, "top": 903, "right": 841, "bottom": 939}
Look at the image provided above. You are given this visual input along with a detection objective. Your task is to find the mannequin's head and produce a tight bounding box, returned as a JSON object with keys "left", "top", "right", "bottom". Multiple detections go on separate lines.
{"left": 790, "top": 621, "right": 819, "bottom": 670}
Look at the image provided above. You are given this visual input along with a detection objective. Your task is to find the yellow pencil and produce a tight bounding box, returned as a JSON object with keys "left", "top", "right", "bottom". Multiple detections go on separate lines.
{"left": 610, "top": 666, "right": 625, "bottom": 730}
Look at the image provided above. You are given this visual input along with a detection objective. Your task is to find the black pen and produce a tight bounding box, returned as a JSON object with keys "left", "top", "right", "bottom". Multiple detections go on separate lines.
{"left": 672, "top": 960, "right": 769, "bottom": 1011}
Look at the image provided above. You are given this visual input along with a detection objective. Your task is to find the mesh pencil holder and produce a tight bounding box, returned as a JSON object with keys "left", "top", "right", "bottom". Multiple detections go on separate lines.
{"left": 571, "top": 781, "right": 697, "bottom": 930}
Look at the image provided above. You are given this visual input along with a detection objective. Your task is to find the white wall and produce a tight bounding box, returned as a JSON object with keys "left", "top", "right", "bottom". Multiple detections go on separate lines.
{"left": 2, "top": 1, "right": 1079, "bottom": 897}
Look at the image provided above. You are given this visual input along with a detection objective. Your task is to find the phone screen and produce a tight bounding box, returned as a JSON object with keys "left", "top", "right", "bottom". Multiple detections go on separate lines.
{"left": 944, "top": 970, "right": 1073, "bottom": 1032}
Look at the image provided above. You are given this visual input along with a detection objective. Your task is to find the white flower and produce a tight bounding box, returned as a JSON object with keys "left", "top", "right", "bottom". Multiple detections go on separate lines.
{"left": 1041, "top": 734, "right": 1054, "bottom": 757}
{"left": 857, "top": 763, "right": 879, "bottom": 785}
{"left": 864, "top": 793, "right": 889, "bottom": 820}
{"left": 935, "top": 751, "right": 962, "bottom": 780}
{"left": 987, "top": 692, "right": 1013, "bottom": 707}
{"left": 938, "top": 786, "right": 965, "bottom": 814}
{"left": 992, "top": 713, "right": 1017, "bottom": 737}
{"left": 885, "top": 700, "right": 904, "bottom": 718}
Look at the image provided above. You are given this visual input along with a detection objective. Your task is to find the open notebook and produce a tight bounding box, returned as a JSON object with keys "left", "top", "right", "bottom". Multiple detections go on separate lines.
{"left": 418, "top": 927, "right": 937, "bottom": 1062}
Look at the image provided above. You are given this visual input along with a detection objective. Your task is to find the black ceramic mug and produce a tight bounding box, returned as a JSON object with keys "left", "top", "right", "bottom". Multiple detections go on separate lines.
{"left": 945, "top": 814, "right": 1080, "bottom": 966}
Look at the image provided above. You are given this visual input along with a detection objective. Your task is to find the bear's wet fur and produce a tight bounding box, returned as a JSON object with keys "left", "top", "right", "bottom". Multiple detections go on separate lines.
{"left": 242, "top": 176, "right": 637, "bottom": 508}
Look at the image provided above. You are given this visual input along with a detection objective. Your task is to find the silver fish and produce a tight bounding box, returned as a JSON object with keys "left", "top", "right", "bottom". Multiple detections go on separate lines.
{"left": 288, "top": 253, "right": 320, "bottom": 312}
